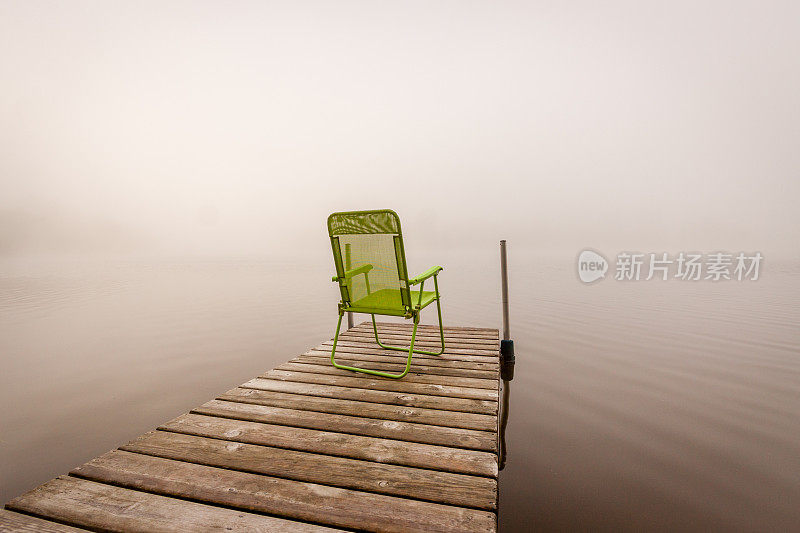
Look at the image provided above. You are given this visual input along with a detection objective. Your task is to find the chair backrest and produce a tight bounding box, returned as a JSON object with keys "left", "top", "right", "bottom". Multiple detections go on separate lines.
{"left": 328, "top": 209, "right": 411, "bottom": 314}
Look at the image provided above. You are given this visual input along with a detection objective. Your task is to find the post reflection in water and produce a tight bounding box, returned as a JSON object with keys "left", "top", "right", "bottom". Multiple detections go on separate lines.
{"left": 498, "top": 352, "right": 515, "bottom": 471}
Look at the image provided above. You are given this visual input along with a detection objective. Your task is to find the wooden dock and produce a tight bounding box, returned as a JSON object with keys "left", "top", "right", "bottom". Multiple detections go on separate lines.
{"left": 3, "top": 322, "right": 501, "bottom": 532}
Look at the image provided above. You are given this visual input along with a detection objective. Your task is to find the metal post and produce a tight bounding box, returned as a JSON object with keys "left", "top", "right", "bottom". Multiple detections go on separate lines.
{"left": 498, "top": 240, "right": 515, "bottom": 467}
{"left": 500, "top": 240, "right": 515, "bottom": 365}
{"left": 500, "top": 240, "right": 510, "bottom": 341}
{"left": 345, "top": 243, "right": 354, "bottom": 330}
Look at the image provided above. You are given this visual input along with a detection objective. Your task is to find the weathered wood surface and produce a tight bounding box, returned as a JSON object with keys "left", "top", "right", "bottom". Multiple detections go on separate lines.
{"left": 72, "top": 451, "right": 496, "bottom": 533}
{"left": 190, "top": 400, "right": 497, "bottom": 452}
{"left": 297, "top": 353, "right": 498, "bottom": 377}
{"left": 241, "top": 376, "right": 498, "bottom": 414}
{"left": 278, "top": 361, "right": 498, "bottom": 387}
{"left": 119, "top": 431, "right": 496, "bottom": 508}
{"left": 260, "top": 369, "right": 498, "bottom": 400}
{"left": 219, "top": 387, "right": 497, "bottom": 430}
{"left": 7, "top": 476, "right": 339, "bottom": 533}
{"left": 321, "top": 340, "right": 499, "bottom": 360}
{"left": 304, "top": 348, "right": 498, "bottom": 370}
{"left": 5, "top": 322, "right": 500, "bottom": 532}
{"left": 160, "top": 413, "right": 496, "bottom": 471}
{"left": 0, "top": 509, "right": 87, "bottom": 532}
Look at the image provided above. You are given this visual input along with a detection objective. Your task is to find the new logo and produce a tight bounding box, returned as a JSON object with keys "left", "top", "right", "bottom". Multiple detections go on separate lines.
{"left": 577, "top": 249, "right": 608, "bottom": 283}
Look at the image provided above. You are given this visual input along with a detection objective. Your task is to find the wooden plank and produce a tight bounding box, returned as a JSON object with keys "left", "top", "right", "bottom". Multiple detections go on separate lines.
{"left": 192, "top": 400, "right": 496, "bottom": 452}
{"left": 72, "top": 450, "right": 496, "bottom": 533}
{"left": 354, "top": 340, "right": 499, "bottom": 356}
{"left": 361, "top": 325, "right": 500, "bottom": 340}
{"left": 362, "top": 325, "right": 499, "bottom": 340}
{"left": 241, "top": 377, "right": 498, "bottom": 414}
{"left": 161, "top": 413, "right": 497, "bottom": 472}
{"left": 330, "top": 329, "right": 498, "bottom": 344}
{"left": 6, "top": 475, "right": 339, "bottom": 532}
{"left": 342, "top": 329, "right": 500, "bottom": 348}
{"left": 319, "top": 340, "right": 499, "bottom": 361}
{"left": 311, "top": 344, "right": 499, "bottom": 366}
{"left": 375, "top": 332, "right": 499, "bottom": 343}
{"left": 219, "top": 387, "right": 497, "bottom": 431}
{"left": 303, "top": 346, "right": 500, "bottom": 372}
{"left": 120, "top": 430, "right": 498, "bottom": 509}
{"left": 322, "top": 339, "right": 499, "bottom": 358}
{"left": 0, "top": 509, "right": 88, "bottom": 532}
{"left": 261, "top": 369, "right": 498, "bottom": 401}
{"left": 303, "top": 348, "right": 499, "bottom": 371}
{"left": 279, "top": 361, "right": 498, "bottom": 389}
{"left": 295, "top": 354, "right": 498, "bottom": 379}
{"left": 369, "top": 321, "right": 499, "bottom": 335}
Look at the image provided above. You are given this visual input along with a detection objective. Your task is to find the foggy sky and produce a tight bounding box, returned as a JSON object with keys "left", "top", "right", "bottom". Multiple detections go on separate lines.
{"left": 1, "top": 1, "right": 798, "bottom": 258}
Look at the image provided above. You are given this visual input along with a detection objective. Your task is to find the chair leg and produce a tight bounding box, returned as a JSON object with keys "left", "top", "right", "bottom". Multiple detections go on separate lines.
{"left": 329, "top": 310, "right": 344, "bottom": 367}
{"left": 371, "top": 300, "right": 445, "bottom": 356}
{"left": 331, "top": 311, "right": 416, "bottom": 379}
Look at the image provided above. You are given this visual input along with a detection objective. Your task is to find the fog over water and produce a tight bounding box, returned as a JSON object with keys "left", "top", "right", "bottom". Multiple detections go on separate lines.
{"left": 1, "top": 2, "right": 799, "bottom": 531}
{"left": 1, "top": 1, "right": 799, "bottom": 259}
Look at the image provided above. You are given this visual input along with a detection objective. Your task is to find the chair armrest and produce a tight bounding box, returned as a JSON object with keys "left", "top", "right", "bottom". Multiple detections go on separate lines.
{"left": 332, "top": 264, "right": 373, "bottom": 282}
{"left": 408, "top": 266, "right": 443, "bottom": 285}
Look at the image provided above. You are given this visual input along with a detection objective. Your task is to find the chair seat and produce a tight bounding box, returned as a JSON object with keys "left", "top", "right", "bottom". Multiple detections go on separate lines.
{"left": 350, "top": 288, "right": 436, "bottom": 313}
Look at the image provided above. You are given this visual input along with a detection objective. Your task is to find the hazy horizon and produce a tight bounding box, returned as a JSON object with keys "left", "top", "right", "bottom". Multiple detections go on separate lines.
{"left": 2, "top": 1, "right": 799, "bottom": 260}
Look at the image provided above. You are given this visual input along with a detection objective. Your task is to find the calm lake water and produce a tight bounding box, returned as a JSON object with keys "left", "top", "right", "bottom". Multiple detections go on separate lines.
{"left": 1, "top": 252, "right": 799, "bottom": 531}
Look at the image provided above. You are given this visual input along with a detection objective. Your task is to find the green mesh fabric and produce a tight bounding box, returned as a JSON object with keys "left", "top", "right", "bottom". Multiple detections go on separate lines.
{"left": 337, "top": 233, "right": 408, "bottom": 312}
{"left": 328, "top": 210, "right": 401, "bottom": 235}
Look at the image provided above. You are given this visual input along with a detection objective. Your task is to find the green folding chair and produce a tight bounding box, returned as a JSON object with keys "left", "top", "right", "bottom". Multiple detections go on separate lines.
{"left": 327, "top": 209, "right": 445, "bottom": 379}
